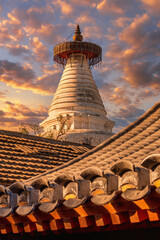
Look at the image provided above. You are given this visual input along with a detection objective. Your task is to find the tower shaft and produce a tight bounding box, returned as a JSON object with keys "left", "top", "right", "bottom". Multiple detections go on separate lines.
{"left": 40, "top": 53, "right": 114, "bottom": 145}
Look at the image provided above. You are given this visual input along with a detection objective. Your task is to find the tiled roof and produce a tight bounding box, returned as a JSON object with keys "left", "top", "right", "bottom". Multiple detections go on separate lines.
{"left": 0, "top": 154, "right": 159, "bottom": 235}
{"left": 26, "top": 101, "right": 160, "bottom": 183}
{"left": 0, "top": 130, "right": 92, "bottom": 185}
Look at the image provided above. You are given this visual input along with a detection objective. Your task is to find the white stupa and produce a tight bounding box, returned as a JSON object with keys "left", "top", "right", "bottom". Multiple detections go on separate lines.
{"left": 40, "top": 25, "right": 115, "bottom": 146}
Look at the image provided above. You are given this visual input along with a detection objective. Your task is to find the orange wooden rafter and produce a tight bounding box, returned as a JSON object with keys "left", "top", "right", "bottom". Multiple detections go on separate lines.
{"left": 63, "top": 217, "right": 79, "bottom": 230}
{"left": 129, "top": 209, "right": 148, "bottom": 223}
{"left": 110, "top": 212, "right": 129, "bottom": 225}
{"left": 147, "top": 209, "right": 160, "bottom": 222}
{"left": 94, "top": 214, "right": 111, "bottom": 227}
{"left": 23, "top": 222, "right": 36, "bottom": 233}
{"left": 49, "top": 219, "right": 64, "bottom": 231}
{"left": 78, "top": 216, "right": 94, "bottom": 228}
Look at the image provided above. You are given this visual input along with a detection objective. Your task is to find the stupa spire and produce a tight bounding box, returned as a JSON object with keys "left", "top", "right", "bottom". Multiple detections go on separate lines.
{"left": 73, "top": 24, "right": 83, "bottom": 41}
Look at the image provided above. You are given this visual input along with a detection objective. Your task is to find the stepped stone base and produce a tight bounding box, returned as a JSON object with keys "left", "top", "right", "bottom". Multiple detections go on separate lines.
{"left": 59, "top": 130, "right": 114, "bottom": 146}
{"left": 43, "top": 129, "right": 114, "bottom": 146}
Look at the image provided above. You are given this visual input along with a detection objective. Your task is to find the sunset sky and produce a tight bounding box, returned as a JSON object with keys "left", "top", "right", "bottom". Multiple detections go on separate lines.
{"left": 0, "top": 0, "right": 160, "bottom": 133}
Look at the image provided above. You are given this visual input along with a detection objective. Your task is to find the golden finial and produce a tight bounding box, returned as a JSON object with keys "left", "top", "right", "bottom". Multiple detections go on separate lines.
{"left": 73, "top": 24, "right": 83, "bottom": 42}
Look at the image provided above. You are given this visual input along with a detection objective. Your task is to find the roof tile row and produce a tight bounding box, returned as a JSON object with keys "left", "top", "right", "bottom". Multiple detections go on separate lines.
{"left": 0, "top": 154, "right": 159, "bottom": 218}
{"left": 0, "top": 130, "right": 92, "bottom": 185}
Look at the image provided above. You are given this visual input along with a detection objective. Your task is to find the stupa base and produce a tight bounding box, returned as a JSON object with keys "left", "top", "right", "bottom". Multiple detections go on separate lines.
{"left": 58, "top": 130, "right": 114, "bottom": 146}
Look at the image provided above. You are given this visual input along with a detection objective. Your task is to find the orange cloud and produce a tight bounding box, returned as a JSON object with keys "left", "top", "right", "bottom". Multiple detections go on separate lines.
{"left": 97, "top": 0, "right": 125, "bottom": 14}
{"left": 0, "top": 91, "right": 6, "bottom": 99}
{"left": 75, "top": 13, "right": 96, "bottom": 25}
{"left": 0, "top": 23, "right": 21, "bottom": 43}
{"left": 54, "top": 0, "right": 73, "bottom": 15}
{"left": 123, "top": 61, "right": 160, "bottom": 89}
{"left": 103, "top": 13, "right": 160, "bottom": 93}
{"left": 0, "top": 12, "right": 24, "bottom": 43}
{"left": 23, "top": 23, "right": 64, "bottom": 45}
{"left": 0, "top": 43, "right": 30, "bottom": 56}
{"left": 11, "top": 5, "right": 54, "bottom": 28}
{"left": 62, "top": 0, "right": 98, "bottom": 7}
{"left": 99, "top": 82, "right": 133, "bottom": 107}
{"left": 109, "top": 87, "right": 132, "bottom": 105}
{"left": 0, "top": 101, "right": 48, "bottom": 131}
{"left": 119, "top": 14, "right": 150, "bottom": 47}
{"left": 5, "top": 101, "right": 48, "bottom": 118}
{"left": 7, "top": 12, "right": 20, "bottom": 25}
{"left": 30, "top": 37, "right": 50, "bottom": 62}
{"left": 140, "top": 0, "right": 160, "bottom": 14}
{"left": 112, "top": 17, "right": 131, "bottom": 28}
{"left": 115, "top": 104, "right": 145, "bottom": 119}
{"left": 137, "top": 89, "right": 159, "bottom": 100}
{"left": 0, "top": 60, "right": 61, "bottom": 95}
{"left": 83, "top": 25, "right": 103, "bottom": 39}
{"left": 105, "top": 28, "right": 117, "bottom": 41}
{"left": 106, "top": 42, "right": 123, "bottom": 58}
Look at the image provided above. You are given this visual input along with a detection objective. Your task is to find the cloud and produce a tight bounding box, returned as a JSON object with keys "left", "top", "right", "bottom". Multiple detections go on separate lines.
{"left": 99, "top": 81, "right": 134, "bottom": 107}
{"left": 105, "top": 13, "right": 160, "bottom": 94}
{"left": 111, "top": 104, "right": 145, "bottom": 132}
{"left": 30, "top": 37, "right": 51, "bottom": 62}
{"left": 54, "top": 0, "right": 73, "bottom": 15}
{"left": 105, "top": 28, "right": 117, "bottom": 41}
{"left": 0, "top": 60, "right": 61, "bottom": 95}
{"left": 116, "top": 105, "right": 145, "bottom": 119}
{"left": 0, "top": 91, "right": 6, "bottom": 99}
{"left": 106, "top": 42, "right": 123, "bottom": 58}
{"left": 5, "top": 101, "right": 48, "bottom": 118}
{"left": 83, "top": 25, "right": 103, "bottom": 39}
{"left": 11, "top": 5, "right": 54, "bottom": 29}
{"left": 119, "top": 14, "right": 150, "bottom": 47}
{"left": 108, "top": 86, "right": 133, "bottom": 105}
{"left": 123, "top": 61, "right": 160, "bottom": 89}
{"left": 0, "top": 101, "right": 48, "bottom": 131}
{"left": 53, "top": 0, "right": 98, "bottom": 18}
{"left": 3, "top": 6, "right": 64, "bottom": 46}
{"left": 140, "top": 0, "right": 160, "bottom": 15}
{"left": 97, "top": 0, "right": 130, "bottom": 14}
{"left": 75, "top": 12, "right": 96, "bottom": 25}
{"left": 62, "top": 0, "right": 98, "bottom": 7}
{"left": 112, "top": 17, "right": 132, "bottom": 28}
{"left": 36, "top": 71, "right": 60, "bottom": 94}
{"left": 0, "top": 12, "right": 24, "bottom": 43}
{"left": 99, "top": 81, "right": 115, "bottom": 98}
{"left": 0, "top": 116, "right": 19, "bottom": 129}
{"left": 0, "top": 23, "right": 22, "bottom": 43}
{"left": 0, "top": 5, "right": 2, "bottom": 18}
{"left": 0, "top": 43, "right": 30, "bottom": 56}
{"left": 0, "top": 60, "right": 36, "bottom": 81}
{"left": 0, "top": 110, "right": 5, "bottom": 117}
{"left": 136, "top": 89, "right": 159, "bottom": 102}
{"left": 24, "top": 23, "right": 64, "bottom": 45}
{"left": 7, "top": 12, "right": 21, "bottom": 25}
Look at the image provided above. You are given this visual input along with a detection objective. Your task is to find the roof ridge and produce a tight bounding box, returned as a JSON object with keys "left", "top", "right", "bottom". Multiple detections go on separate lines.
{"left": 24, "top": 101, "right": 160, "bottom": 184}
